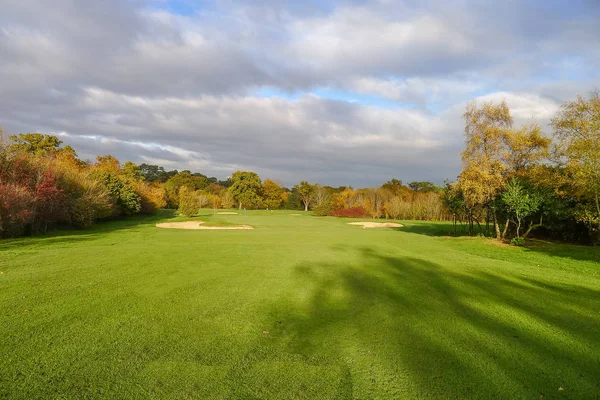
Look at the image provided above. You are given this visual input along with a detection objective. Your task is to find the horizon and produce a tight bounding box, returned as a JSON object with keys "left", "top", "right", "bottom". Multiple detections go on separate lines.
{"left": 1, "top": 0, "right": 599, "bottom": 187}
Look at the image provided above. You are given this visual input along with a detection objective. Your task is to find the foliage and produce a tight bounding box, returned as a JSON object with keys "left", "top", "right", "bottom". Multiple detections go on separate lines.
{"left": 221, "top": 190, "right": 235, "bottom": 209}
{"left": 178, "top": 186, "right": 200, "bottom": 217}
{"left": 330, "top": 206, "right": 368, "bottom": 218}
{"left": 501, "top": 179, "right": 541, "bottom": 237}
{"left": 294, "top": 181, "right": 316, "bottom": 211}
{"left": 164, "top": 172, "right": 209, "bottom": 207}
{"left": 138, "top": 163, "right": 178, "bottom": 182}
{"left": 312, "top": 202, "right": 332, "bottom": 216}
{"left": 408, "top": 181, "right": 439, "bottom": 193}
{"left": 552, "top": 90, "right": 600, "bottom": 232}
{"left": 228, "top": 171, "right": 262, "bottom": 209}
{"left": 0, "top": 182, "right": 35, "bottom": 237}
{"left": 262, "top": 179, "right": 284, "bottom": 209}
{"left": 131, "top": 180, "right": 167, "bottom": 215}
{"left": 0, "top": 135, "right": 161, "bottom": 237}
{"left": 510, "top": 237, "right": 525, "bottom": 246}
{"left": 9, "top": 133, "right": 63, "bottom": 156}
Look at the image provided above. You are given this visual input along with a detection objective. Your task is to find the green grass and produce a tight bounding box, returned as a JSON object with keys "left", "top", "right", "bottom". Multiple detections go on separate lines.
{"left": 1, "top": 210, "right": 599, "bottom": 399}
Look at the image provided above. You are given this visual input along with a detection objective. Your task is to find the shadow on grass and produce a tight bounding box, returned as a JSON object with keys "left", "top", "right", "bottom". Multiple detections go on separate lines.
{"left": 398, "top": 220, "right": 482, "bottom": 237}
{"left": 236, "top": 246, "right": 600, "bottom": 399}
{"left": 523, "top": 239, "right": 600, "bottom": 264}
{"left": 0, "top": 210, "right": 176, "bottom": 251}
{"left": 398, "top": 221, "right": 600, "bottom": 263}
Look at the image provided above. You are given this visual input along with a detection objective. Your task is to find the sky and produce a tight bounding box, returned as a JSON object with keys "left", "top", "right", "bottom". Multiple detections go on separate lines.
{"left": 1, "top": 0, "right": 599, "bottom": 187}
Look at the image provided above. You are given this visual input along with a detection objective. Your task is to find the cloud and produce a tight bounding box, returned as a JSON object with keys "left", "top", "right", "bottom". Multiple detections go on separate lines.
{"left": 1, "top": 0, "right": 599, "bottom": 186}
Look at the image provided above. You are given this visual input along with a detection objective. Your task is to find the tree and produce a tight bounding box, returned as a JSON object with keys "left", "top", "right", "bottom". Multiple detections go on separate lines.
{"left": 384, "top": 197, "right": 404, "bottom": 219}
{"left": 221, "top": 191, "right": 235, "bottom": 209}
{"left": 382, "top": 179, "right": 409, "bottom": 197}
{"left": 139, "top": 163, "right": 177, "bottom": 182}
{"left": 311, "top": 185, "right": 332, "bottom": 216}
{"left": 502, "top": 179, "right": 541, "bottom": 238}
{"left": 552, "top": 90, "right": 600, "bottom": 230}
{"left": 458, "top": 100, "right": 513, "bottom": 236}
{"left": 122, "top": 161, "right": 142, "bottom": 181}
{"left": 228, "top": 171, "right": 262, "bottom": 209}
{"left": 164, "top": 172, "right": 209, "bottom": 207}
{"left": 408, "top": 181, "right": 439, "bottom": 193}
{"left": 294, "top": 181, "right": 316, "bottom": 211}
{"left": 441, "top": 182, "right": 466, "bottom": 234}
{"left": 9, "top": 133, "right": 63, "bottom": 156}
{"left": 178, "top": 186, "right": 200, "bottom": 217}
{"left": 262, "top": 179, "right": 284, "bottom": 209}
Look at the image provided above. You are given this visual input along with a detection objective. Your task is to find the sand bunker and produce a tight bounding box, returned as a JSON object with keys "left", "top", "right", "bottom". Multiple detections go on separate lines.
{"left": 156, "top": 221, "right": 253, "bottom": 230}
{"left": 348, "top": 222, "right": 403, "bottom": 228}
{"left": 289, "top": 214, "right": 302, "bottom": 216}
{"left": 216, "top": 212, "right": 239, "bottom": 215}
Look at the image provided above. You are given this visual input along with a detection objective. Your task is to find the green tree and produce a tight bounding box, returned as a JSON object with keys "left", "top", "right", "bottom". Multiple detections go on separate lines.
{"left": 9, "top": 133, "right": 63, "bottom": 156}
{"left": 408, "top": 181, "right": 439, "bottom": 193}
{"left": 122, "top": 161, "right": 142, "bottom": 181}
{"left": 228, "top": 171, "right": 262, "bottom": 209}
{"left": 178, "top": 186, "right": 200, "bottom": 217}
{"left": 164, "top": 172, "right": 209, "bottom": 207}
{"left": 502, "top": 179, "right": 541, "bottom": 238}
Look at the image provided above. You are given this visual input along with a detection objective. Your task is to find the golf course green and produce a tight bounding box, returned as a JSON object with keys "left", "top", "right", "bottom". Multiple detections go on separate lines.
{"left": 1, "top": 210, "right": 599, "bottom": 399}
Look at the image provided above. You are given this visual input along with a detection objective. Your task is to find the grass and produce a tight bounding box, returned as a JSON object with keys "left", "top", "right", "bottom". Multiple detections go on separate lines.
{"left": 1, "top": 210, "right": 599, "bottom": 399}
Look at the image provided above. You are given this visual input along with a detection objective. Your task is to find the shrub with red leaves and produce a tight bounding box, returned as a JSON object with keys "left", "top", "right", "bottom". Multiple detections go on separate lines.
{"left": 330, "top": 206, "right": 369, "bottom": 218}
{"left": 0, "top": 182, "right": 35, "bottom": 237}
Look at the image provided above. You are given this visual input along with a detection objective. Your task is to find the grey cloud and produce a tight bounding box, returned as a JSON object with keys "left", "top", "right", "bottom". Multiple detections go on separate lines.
{"left": 1, "top": 0, "right": 599, "bottom": 186}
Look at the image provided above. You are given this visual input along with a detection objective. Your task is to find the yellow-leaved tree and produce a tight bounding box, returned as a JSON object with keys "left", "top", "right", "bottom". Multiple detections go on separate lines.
{"left": 552, "top": 90, "right": 600, "bottom": 229}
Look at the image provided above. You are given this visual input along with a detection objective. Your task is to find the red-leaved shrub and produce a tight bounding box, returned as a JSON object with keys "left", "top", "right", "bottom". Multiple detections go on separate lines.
{"left": 330, "top": 206, "right": 369, "bottom": 218}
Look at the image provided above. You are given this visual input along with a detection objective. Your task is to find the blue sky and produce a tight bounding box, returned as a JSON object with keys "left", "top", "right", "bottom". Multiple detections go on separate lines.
{"left": 1, "top": 0, "right": 599, "bottom": 186}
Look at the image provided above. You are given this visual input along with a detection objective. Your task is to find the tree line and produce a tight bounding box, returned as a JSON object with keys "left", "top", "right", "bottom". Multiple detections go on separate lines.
{"left": 445, "top": 90, "right": 600, "bottom": 245}
{"left": 1, "top": 90, "right": 598, "bottom": 244}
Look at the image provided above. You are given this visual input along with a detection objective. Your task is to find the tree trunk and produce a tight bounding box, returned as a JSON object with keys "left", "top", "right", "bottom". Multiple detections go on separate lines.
{"left": 238, "top": 202, "right": 242, "bottom": 210}
{"left": 502, "top": 220, "right": 510, "bottom": 240}
{"left": 516, "top": 218, "right": 521, "bottom": 238}
{"left": 492, "top": 210, "right": 501, "bottom": 240}
{"left": 304, "top": 202, "right": 308, "bottom": 212}
{"left": 523, "top": 215, "right": 543, "bottom": 239}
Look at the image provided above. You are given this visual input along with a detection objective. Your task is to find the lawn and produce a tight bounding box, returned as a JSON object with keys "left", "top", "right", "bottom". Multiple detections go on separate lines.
{"left": 1, "top": 210, "right": 599, "bottom": 399}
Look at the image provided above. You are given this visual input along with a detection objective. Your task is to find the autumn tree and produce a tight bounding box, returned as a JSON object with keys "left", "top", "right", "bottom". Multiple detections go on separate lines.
{"left": 458, "top": 100, "right": 513, "bottom": 236}
{"left": 262, "top": 179, "right": 284, "bottom": 209}
{"left": 228, "top": 171, "right": 262, "bottom": 209}
{"left": 294, "top": 181, "right": 316, "bottom": 211}
{"left": 552, "top": 90, "right": 600, "bottom": 230}
{"left": 311, "top": 185, "right": 332, "bottom": 216}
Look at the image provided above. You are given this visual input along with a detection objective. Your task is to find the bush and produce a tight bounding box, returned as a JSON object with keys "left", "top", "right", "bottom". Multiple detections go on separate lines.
{"left": 313, "top": 202, "right": 331, "bottom": 216}
{"left": 0, "top": 182, "right": 35, "bottom": 237}
{"left": 511, "top": 237, "right": 525, "bottom": 246}
{"left": 331, "top": 206, "right": 368, "bottom": 218}
{"left": 178, "top": 186, "right": 200, "bottom": 217}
